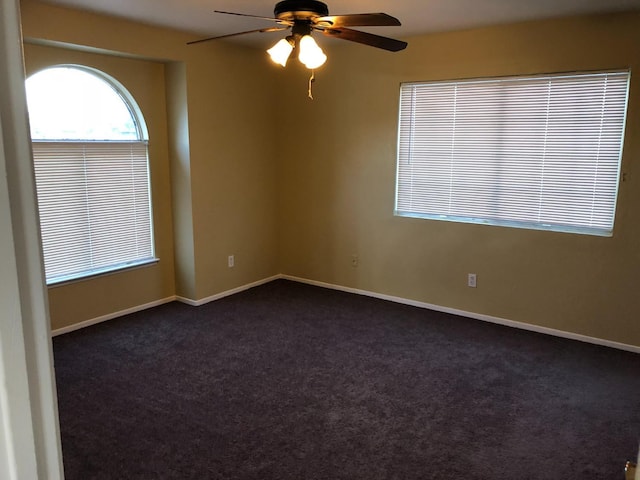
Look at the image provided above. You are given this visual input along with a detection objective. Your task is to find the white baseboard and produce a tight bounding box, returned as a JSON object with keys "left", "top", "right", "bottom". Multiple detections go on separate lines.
{"left": 51, "top": 274, "right": 640, "bottom": 354}
{"left": 51, "top": 276, "right": 280, "bottom": 336}
{"left": 51, "top": 296, "right": 177, "bottom": 337}
{"left": 175, "top": 275, "right": 281, "bottom": 307}
{"left": 281, "top": 275, "right": 640, "bottom": 354}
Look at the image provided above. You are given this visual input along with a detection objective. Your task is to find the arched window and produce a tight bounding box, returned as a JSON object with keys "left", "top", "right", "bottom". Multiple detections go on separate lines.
{"left": 26, "top": 66, "right": 155, "bottom": 284}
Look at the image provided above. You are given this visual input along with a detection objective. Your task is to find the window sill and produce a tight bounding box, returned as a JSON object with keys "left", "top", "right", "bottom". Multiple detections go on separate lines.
{"left": 394, "top": 211, "right": 613, "bottom": 237}
{"left": 46, "top": 258, "right": 160, "bottom": 288}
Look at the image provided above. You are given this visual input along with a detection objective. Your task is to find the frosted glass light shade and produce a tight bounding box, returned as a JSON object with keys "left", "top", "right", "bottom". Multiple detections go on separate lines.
{"left": 267, "top": 38, "right": 294, "bottom": 67}
{"left": 298, "top": 35, "right": 327, "bottom": 69}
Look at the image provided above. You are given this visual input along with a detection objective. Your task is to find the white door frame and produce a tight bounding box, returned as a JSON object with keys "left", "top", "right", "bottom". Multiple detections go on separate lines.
{"left": 0, "top": 0, "right": 64, "bottom": 478}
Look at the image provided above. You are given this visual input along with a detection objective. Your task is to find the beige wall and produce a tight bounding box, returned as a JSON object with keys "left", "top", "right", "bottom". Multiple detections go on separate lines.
{"left": 20, "top": 1, "right": 280, "bottom": 328}
{"left": 24, "top": 43, "right": 177, "bottom": 330}
{"left": 184, "top": 48, "right": 279, "bottom": 300}
{"left": 165, "top": 60, "right": 196, "bottom": 299}
{"left": 19, "top": 0, "right": 640, "bottom": 348}
{"left": 277, "top": 13, "right": 640, "bottom": 347}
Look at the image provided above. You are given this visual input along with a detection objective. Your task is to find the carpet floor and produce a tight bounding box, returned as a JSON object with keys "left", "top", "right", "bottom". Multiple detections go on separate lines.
{"left": 53, "top": 279, "right": 640, "bottom": 479}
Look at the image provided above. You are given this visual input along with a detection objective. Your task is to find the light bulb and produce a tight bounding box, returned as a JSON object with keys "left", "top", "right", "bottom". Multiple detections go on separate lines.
{"left": 298, "top": 35, "right": 327, "bottom": 69}
{"left": 267, "top": 38, "right": 294, "bottom": 67}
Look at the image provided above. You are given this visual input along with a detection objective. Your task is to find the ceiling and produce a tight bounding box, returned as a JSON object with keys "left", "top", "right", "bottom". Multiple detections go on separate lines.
{"left": 39, "top": 0, "right": 640, "bottom": 47}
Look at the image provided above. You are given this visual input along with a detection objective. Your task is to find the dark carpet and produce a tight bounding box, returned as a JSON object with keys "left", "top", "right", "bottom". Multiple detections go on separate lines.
{"left": 53, "top": 279, "right": 640, "bottom": 479}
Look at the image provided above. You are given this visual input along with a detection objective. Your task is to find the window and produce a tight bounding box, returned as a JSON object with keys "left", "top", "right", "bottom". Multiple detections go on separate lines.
{"left": 396, "top": 71, "right": 630, "bottom": 236}
{"left": 26, "top": 66, "right": 155, "bottom": 284}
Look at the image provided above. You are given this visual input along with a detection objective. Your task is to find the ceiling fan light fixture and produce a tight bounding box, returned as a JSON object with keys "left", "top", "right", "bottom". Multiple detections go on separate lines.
{"left": 298, "top": 34, "right": 327, "bottom": 69}
{"left": 267, "top": 37, "right": 294, "bottom": 67}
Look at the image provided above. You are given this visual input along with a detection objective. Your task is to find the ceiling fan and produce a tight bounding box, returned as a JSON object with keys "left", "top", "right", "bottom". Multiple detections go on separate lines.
{"left": 188, "top": 0, "right": 408, "bottom": 69}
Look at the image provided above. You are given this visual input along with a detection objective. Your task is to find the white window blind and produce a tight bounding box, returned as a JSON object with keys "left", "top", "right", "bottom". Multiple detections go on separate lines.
{"left": 396, "top": 71, "right": 630, "bottom": 236}
{"left": 32, "top": 141, "right": 154, "bottom": 283}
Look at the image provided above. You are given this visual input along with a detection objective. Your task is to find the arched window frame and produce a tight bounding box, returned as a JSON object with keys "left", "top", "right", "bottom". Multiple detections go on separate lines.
{"left": 27, "top": 64, "right": 157, "bottom": 285}
{"left": 84, "top": 65, "right": 149, "bottom": 141}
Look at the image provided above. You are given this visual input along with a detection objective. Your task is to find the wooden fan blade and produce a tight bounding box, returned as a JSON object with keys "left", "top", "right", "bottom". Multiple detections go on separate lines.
{"left": 213, "top": 10, "right": 283, "bottom": 23}
{"left": 313, "top": 13, "right": 401, "bottom": 28}
{"left": 322, "top": 28, "right": 407, "bottom": 52}
{"left": 187, "top": 27, "right": 289, "bottom": 45}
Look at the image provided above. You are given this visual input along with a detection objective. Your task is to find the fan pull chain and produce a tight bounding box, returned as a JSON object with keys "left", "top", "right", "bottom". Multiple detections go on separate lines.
{"left": 308, "top": 70, "right": 315, "bottom": 100}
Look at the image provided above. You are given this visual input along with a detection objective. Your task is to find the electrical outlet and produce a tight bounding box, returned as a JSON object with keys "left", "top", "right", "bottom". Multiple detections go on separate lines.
{"left": 228, "top": 255, "right": 234, "bottom": 268}
{"left": 351, "top": 254, "right": 358, "bottom": 267}
{"left": 468, "top": 273, "right": 477, "bottom": 288}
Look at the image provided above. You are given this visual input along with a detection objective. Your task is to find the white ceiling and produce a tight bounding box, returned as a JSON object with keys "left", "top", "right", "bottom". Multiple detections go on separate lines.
{"left": 39, "top": 0, "right": 640, "bottom": 47}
